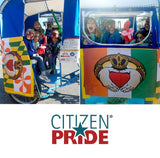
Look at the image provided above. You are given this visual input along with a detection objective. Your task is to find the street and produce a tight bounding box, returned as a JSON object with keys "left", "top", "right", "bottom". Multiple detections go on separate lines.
{"left": 0, "top": 55, "right": 80, "bottom": 104}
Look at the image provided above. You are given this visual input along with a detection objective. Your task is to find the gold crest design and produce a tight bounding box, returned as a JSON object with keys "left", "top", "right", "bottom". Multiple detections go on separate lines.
{"left": 110, "top": 53, "right": 128, "bottom": 70}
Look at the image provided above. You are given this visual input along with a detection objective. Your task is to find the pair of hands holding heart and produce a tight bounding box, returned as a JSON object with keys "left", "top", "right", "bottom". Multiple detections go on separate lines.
{"left": 98, "top": 67, "right": 142, "bottom": 93}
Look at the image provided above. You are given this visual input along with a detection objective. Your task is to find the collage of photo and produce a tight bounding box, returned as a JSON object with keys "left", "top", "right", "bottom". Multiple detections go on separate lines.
{"left": 0, "top": 0, "right": 160, "bottom": 104}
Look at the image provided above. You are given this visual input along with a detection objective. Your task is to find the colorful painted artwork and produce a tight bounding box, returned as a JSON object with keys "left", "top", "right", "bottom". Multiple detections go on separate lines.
{"left": 81, "top": 48, "right": 159, "bottom": 104}
{"left": 94, "top": 53, "right": 145, "bottom": 93}
{"left": 1, "top": 36, "right": 34, "bottom": 97}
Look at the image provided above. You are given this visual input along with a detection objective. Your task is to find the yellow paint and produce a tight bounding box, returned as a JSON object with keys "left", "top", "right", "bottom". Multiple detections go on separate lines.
{"left": 3, "top": 68, "right": 6, "bottom": 74}
{"left": 21, "top": 55, "right": 30, "bottom": 61}
{"left": 80, "top": 49, "right": 90, "bottom": 99}
{"left": 19, "top": 41, "right": 25, "bottom": 46}
{"left": 102, "top": 61, "right": 111, "bottom": 68}
{"left": 145, "top": 98, "right": 157, "bottom": 104}
{"left": 156, "top": 87, "right": 160, "bottom": 94}
{"left": 30, "top": 63, "right": 35, "bottom": 97}
{"left": 10, "top": 47, "right": 18, "bottom": 51}
{"left": 5, "top": 87, "right": 34, "bottom": 97}
{"left": 9, "top": 36, "right": 23, "bottom": 42}
{"left": 4, "top": 73, "right": 9, "bottom": 79}
{"left": 156, "top": 98, "right": 160, "bottom": 104}
{"left": 5, "top": 87, "right": 14, "bottom": 92}
{"left": 6, "top": 79, "right": 13, "bottom": 84}
{"left": 17, "top": 51, "right": 23, "bottom": 56}
{"left": 3, "top": 36, "right": 35, "bottom": 97}
{"left": 128, "top": 62, "right": 137, "bottom": 69}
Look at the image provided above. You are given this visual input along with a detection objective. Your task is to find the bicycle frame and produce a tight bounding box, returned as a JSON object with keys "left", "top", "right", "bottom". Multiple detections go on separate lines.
{"left": 33, "top": 61, "right": 79, "bottom": 99}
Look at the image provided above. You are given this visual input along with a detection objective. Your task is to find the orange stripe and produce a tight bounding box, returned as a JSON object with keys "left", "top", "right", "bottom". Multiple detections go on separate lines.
{"left": 83, "top": 48, "right": 108, "bottom": 97}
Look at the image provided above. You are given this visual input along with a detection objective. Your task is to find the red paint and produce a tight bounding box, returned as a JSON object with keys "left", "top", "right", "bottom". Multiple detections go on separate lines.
{"left": 109, "top": 72, "right": 130, "bottom": 88}
{"left": 6, "top": 60, "right": 14, "bottom": 71}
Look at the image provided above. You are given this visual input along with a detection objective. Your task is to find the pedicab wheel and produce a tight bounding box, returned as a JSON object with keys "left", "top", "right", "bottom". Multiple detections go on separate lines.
{"left": 9, "top": 79, "right": 41, "bottom": 104}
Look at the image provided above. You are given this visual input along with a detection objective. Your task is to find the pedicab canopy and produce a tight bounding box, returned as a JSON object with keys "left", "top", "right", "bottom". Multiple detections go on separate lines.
{"left": 80, "top": 0, "right": 160, "bottom": 104}
{"left": 0, "top": 0, "right": 79, "bottom": 97}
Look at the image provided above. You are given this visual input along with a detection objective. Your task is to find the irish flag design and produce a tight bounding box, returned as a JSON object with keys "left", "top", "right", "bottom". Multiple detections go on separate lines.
{"left": 81, "top": 48, "right": 157, "bottom": 99}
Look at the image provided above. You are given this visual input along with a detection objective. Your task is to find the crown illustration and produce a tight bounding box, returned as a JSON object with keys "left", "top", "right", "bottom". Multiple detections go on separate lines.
{"left": 110, "top": 53, "right": 128, "bottom": 70}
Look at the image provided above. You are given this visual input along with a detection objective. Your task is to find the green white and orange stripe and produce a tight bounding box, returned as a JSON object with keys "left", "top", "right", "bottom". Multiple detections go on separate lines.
{"left": 81, "top": 47, "right": 157, "bottom": 99}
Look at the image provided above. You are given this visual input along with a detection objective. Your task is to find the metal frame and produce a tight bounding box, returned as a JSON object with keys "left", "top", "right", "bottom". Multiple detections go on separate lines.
{"left": 33, "top": 60, "right": 79, "bottom": 99}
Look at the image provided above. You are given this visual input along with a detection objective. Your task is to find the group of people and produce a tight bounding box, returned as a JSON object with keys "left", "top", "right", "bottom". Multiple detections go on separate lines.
{"left": 83, "top": 17, "right": 152, "bottom": 46}
{"left": 23, "top": 21, "right": 61, "bottom": 82}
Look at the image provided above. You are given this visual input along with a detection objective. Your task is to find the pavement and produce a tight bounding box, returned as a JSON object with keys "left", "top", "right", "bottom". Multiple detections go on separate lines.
{"left": 0, "top": 55, "right": 80, "bottom": 104}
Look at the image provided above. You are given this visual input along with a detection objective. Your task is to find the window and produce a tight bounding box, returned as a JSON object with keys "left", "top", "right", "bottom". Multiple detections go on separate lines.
{"left": 81, "top": 11, "right": 153, "bottom": 47}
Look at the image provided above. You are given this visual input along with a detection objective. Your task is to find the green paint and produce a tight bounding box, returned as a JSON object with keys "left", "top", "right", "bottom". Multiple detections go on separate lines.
{"left": 3, "top": 77, "right": 7, "bottom": 83}
{"left": 18, "top": 46, "right": 25, "bottom": 51}
{"left": 131, "top": 49, "right": 157, "bottom": 98}
{"left": 9, "top": 42, "right": 21, "bottom": 47}
{"left": 22, "top": 51, "right": 29, "bottom": 56}
{"left": 22, "top": 60, "right": 30, "bottom": 65}
{"left": 5, "top": 83, "right": 14, "bottom": 88}
{"left": 156, "top": 81, "right": 160, "bottom": 87}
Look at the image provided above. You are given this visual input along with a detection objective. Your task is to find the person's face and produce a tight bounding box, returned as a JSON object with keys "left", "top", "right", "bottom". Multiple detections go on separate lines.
{"left": 34, "top": 24, "right": 41, "bottom": 30}
{"left": 87, "top": 19, "right": 96, "bottom": 33}
{"left": 52, "top": 37, "right": 58, "bottom": 42}
{"left": 26, "top": 32, "right": 34, "bottom": 40}
{"left": 108, "top": 24, "right": 115, "bottom": 33}
{"left": 47, "top": 25, "right": 52, "bottom": 30}
{"left": 145, "top": 24, "right": 150, "bottom": 31}
{"left": 136, "top": 33, "right": 144, "bottom": 42}
{"left": 39, "top": 32, "right": 44, "bottom": 40}
{"left": 34, "top": 34, "right": 40, "bottom": 42}
{"left": 51, "top": 32, "right": 59, "bottom": 42}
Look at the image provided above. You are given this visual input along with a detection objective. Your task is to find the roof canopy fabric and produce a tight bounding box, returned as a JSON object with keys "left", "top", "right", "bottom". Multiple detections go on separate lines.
{"left": 0, "top": 0, "right": 65, "bottom": 38}
{"left": 0, "top": 0, "right": 64, "bottom": 16}
{"left": 1, "top": 0, "right": 24, "bottom": 38}
{"left": 0, "top": 0, "right": 79, "bottom": 39}
{"left": 81, "top": 0, "right": 159, "bottom": 8}
{"left": 25, "top": 0, "right": 64, "bottom": 16}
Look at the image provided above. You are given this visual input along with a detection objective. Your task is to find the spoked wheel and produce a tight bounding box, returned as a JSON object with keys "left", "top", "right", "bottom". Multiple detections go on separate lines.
{"left": 9, "top": 79, "right": 41, "bottom": 104}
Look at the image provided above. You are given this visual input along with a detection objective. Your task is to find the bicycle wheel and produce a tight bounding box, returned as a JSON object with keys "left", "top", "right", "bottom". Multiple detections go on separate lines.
{"left": 9, "top": 79, "right": 41, "bottom": 104}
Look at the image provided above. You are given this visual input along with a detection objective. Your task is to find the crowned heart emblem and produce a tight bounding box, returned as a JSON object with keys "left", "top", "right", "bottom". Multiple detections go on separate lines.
{"left": 109, "top": 72, "right": 130, "bottom": 88}
{"left": 4, "top": 52, "right": 23, "bottom": 80}
{"left": 94, "top": 54, "right": 146, "bottom": 92}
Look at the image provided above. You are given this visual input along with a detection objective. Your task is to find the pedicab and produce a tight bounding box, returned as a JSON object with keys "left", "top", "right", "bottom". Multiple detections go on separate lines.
{"left": 80, "top": 0, "right": 160, "bottom": 104}
{"left": 0, "top": 0, "right": 80, "bottom": 104}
